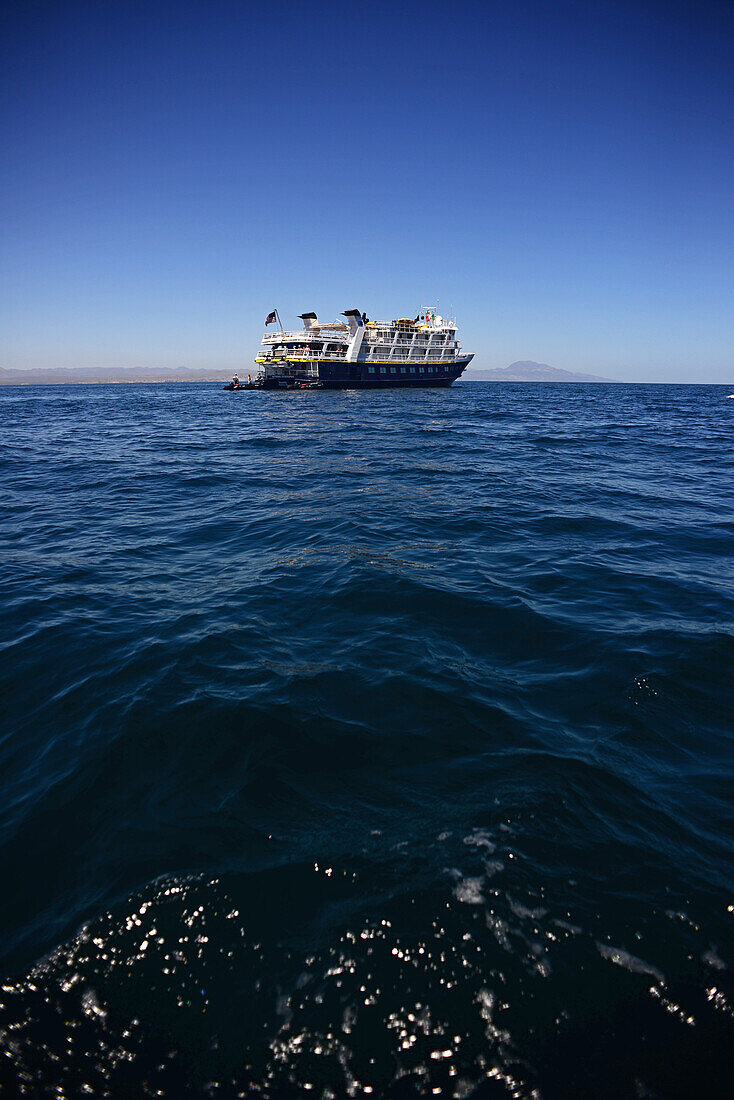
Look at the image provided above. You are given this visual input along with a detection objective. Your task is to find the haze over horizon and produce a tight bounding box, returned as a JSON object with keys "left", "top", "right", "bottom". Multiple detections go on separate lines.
{"left": 2, "top": 0, "right": 732, "bottom": 383}
{"left": 0, "top": 358, "right": 616, "bottom": 385}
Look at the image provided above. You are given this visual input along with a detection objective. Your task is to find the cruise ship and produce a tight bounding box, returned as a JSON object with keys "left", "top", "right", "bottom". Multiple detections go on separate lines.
{"left": 225, "top": 308, "right": 473, "bottom": 390}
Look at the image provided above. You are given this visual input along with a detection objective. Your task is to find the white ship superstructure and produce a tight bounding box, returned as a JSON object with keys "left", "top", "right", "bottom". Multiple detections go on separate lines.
{"left": 240, "top": 307, "right": 473, "bottom": 389}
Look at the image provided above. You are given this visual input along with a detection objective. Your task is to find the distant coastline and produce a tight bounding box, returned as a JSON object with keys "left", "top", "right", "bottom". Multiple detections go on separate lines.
{"left": 0, "top": 363, "right": 728, "bottom": 386}
{"left": 461, "top": 361, "right": 612, "bottom": 382}
{"left": 0, "top": 360, "right": 612, "bottom": 386}
{"left": 0, "top": 367, "right": 233, "bottom": 386}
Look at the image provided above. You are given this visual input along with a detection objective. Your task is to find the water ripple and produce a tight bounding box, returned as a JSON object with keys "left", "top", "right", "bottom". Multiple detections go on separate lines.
{"left": 1, "top": 381, "right": 733, "bottom": 1096}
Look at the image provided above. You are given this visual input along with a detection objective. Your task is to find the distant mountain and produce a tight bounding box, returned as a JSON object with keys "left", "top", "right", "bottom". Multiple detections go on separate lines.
{"left": 0, "top": 366, "right": 233, "bottom": 385}
{"left": 462, "top": 361, "right": 611, "bottom": 382}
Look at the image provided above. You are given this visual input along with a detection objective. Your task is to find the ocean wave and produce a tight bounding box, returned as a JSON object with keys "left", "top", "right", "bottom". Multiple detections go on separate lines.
{"left": 1, "top": 382, "right": 733, "bottom": 1095}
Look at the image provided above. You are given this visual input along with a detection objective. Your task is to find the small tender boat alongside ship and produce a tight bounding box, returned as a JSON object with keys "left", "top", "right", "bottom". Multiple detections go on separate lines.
{"left": 224, "top": 307, "right": 473, "bottom": 390}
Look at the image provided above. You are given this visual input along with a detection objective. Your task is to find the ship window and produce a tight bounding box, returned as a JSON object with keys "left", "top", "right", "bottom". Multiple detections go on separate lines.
{"left": 368, "top": 367, "right": 375, "bottom": 374}
{"left": 380, "top": 367, "right": 387, "bottom": 374}
{"left": 390, "top": 367, "right": 397, "bottom": 374}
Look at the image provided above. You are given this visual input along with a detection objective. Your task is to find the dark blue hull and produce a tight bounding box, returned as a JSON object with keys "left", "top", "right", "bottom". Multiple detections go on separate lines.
{"left": 315, "top": 356, "right": 473, "bottom": 389}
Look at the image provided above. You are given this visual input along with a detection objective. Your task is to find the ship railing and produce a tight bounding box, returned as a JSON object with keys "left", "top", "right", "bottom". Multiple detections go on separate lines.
{"left": 262, "top": 329, "right": 349, "bottom": 343}
{"left": 363, "top": 350, "right": 464, "bottom": 362}
{"left": 364, "top": 338, "right": 455, "bottom": 348}
{"left": 256, "top": 349, "right": 468, "bottom": 364}
{"left": 257, "top": 348, "right": 347, "bottom": 361}
{"left": 262, "top": 330, "right": 347, "bottom": 343}
{"left": 260, "top": 345, "right": 348, "bottom": 355}
{"left": 367, "top": 320, "right": 454, "bottom": 332}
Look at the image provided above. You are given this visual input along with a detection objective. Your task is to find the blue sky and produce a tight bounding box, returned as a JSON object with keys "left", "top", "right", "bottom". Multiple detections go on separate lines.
{"left": 1, "top": 0, "right": 732, "bottom": 381}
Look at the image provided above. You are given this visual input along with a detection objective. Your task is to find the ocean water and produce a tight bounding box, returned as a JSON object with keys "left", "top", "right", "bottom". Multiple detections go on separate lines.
{"left": 0, "top": 380, "right": 732, "bottom": 1098}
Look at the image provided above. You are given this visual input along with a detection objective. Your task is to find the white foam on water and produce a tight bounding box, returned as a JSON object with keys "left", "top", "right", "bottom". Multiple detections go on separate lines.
{"left": 553, "top": 918, "right": 582, "bottom": 935}
{"left": 485, "top": 912, "right": 513, "bottom": 952}
{"left": 81, "top": 988, "right": 107, "bottom": 1020}
{"left": 597, "top": 943, "right": 664, "bottom": 983}
{"left": 483, "top": 859, "right": 505, "bottom": 877}
{"left": 454, "top": 876, "right": 485, "bottom": 905}
{"left": 463, "top": 829, "right": 495, "bottom": 853}
{"left": 529, "top": 942, "right": 552, "bottom": 978}
{"left": 508, "top": 897, "right": 547, "bottom": 921}
{"left": 702, "top": 946, "right": 726, "bottom": 970}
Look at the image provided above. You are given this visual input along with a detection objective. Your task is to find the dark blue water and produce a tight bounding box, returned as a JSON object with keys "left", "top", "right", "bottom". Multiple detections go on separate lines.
{"left": 1, "top": 381, "right": 733, "bottom": 1098}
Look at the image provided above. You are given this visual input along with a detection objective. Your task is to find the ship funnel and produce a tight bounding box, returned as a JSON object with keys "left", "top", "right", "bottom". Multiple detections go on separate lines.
{"left": 342, "top": 308, "right": 363, "bottom": 334}
{"left": 299, "top": 312, "right": 318, "bottom": 330}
